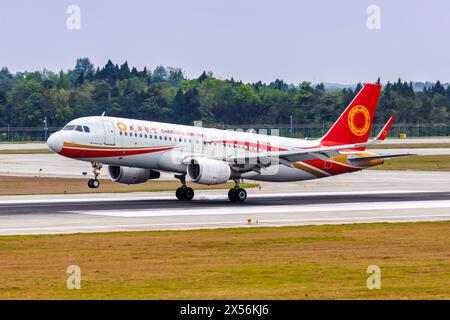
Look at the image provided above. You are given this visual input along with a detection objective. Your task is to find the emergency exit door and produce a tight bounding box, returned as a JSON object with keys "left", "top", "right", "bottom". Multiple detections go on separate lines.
{"left": 102, "top": 120, "right": 115, "bottom": 145}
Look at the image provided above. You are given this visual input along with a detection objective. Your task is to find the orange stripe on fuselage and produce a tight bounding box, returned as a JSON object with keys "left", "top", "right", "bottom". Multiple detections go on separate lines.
{"left": 303, "top": 158, "right": 360, "bottom": 175}
{"left": 292, "top": 162, "right": 329, "bottom": 178}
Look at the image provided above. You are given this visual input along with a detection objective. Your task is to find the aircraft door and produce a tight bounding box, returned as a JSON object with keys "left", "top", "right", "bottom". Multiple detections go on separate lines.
{"left": 102, "top": 120, "right": 115, "bottom": 145}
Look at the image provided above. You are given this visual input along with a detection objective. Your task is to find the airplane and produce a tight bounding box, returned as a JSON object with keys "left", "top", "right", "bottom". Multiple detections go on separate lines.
{"left": 47, "top": 83, "right": 412, "bottom": 202}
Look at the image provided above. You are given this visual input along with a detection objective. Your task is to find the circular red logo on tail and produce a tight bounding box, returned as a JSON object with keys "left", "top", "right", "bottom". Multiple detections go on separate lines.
{"left": 348, "top": 105, "right": 370, "bottom": 136}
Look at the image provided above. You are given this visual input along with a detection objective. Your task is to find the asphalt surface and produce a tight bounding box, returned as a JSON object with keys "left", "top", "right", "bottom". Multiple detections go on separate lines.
{"left": 1, "top": 190, "right": 450, "bottom": 235}
{"left": 2, "top": 190, "right": 450, "bottom": 214}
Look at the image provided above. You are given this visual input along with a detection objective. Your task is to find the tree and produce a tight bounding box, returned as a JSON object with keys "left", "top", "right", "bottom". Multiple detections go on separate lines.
{"left": 0, "top": 67, "right": 12, "bottom": 80}
{"left": 167, "top": 67, "right": 184, "bottom": 85}
{"left": 119, "top": 61, "right": 131, "bottom": 80}
{"left": 69, "top": 58, "right": 94, "bottom": 84}
{"left": 172, "top": 88, "right": 201, "bottom": 124}
{"left": 198, "top": 71, "right": 208, "bottom": 82}
{"left": 7, "top": 79, "right": 45, "bottom": 126}
{"left": 95, "top": 60, "right": 119, "bottom": 85}
{"left": 153, "top": 66, "right": 168, "bottom": 83}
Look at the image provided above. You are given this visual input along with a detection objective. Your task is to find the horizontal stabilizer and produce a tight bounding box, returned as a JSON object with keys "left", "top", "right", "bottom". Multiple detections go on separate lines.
{"left": 350, "top": 153, "right": 416, "bottom": 162}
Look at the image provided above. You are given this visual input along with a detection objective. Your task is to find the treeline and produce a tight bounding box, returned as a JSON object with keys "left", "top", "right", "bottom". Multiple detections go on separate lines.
{"left": 0, "top": 58, "right": 449, "bottom": 128}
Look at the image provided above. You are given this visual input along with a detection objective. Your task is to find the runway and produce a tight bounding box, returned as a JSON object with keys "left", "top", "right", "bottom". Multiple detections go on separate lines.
{"left": 1, "top": 141, "right": 450, "bottom": 236}
{"left": 1, "top": 190, "right": 450, "bottom": 235}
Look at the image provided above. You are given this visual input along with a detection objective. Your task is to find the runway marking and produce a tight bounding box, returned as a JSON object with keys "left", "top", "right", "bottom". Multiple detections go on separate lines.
{"left": 68, "top": 200, "right": 450, "bottom": 218}
{"left": 1, "top": 213, "right": 449, "bottom": 234}
{"left": 0, "top": 190, "right": 433, "bottom": 205}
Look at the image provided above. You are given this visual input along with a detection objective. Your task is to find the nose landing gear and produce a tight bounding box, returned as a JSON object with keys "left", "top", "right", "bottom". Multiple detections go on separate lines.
{"left": 87, "top": 162, "right": 102, "bottom": 189}
{"left": 175, "top": 174, "right": 194, "bottom": 201}
{"left": 228, "top": 179, "right": 247, "bottom": 202}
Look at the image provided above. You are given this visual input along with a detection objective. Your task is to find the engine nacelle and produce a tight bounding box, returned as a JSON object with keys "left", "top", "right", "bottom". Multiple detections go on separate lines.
{"left": 108, "top": 166, "right": 160, "bottom": 184}
{"left": 187, "top": 158, "right": 231, "bottom": 185}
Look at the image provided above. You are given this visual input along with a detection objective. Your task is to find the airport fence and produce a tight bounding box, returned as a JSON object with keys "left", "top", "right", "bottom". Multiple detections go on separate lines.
{"left": 0, "top": 123, "right": 449, "bottom": 142}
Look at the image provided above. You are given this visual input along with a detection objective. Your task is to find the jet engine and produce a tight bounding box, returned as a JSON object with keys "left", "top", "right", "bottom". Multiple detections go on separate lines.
{"left": 187, "top": 158, "right": 231, "bottom": 185}
{"left": 108, "top": 166, "right": 160, "bottom": 184}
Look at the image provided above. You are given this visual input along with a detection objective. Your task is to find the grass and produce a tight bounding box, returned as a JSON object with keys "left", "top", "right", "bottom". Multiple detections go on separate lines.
{"left": 0, "top": 149, "right": 52, "bottom": 154}
{"left": 0, "top": 141, "right": 46, "bottom": 144}
{"left": 0, "top": 222, "right": 448, "bottom": 299}
{"left": 369, "top": 143, "right": 450, "bottom": 149}
{"left": 372, "top": 155, "right": 450, "bottom": 171}
{"left": 0, "top": 176, "right": 258, "bottom": 195}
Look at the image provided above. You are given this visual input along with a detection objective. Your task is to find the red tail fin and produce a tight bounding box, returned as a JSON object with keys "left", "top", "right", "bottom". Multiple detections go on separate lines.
{"left": 321, "top": 83, "right": 381, "bottom": 149}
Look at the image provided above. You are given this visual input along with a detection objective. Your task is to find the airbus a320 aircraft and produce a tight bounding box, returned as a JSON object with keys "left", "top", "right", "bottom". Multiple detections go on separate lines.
{"left": 47, "top": 83, "right": 410, "bottom": 202}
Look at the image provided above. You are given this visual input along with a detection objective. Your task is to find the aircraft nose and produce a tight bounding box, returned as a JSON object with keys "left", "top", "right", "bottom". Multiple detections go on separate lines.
{"left": 47, "top": 131, "right": 63, "bottom": 154}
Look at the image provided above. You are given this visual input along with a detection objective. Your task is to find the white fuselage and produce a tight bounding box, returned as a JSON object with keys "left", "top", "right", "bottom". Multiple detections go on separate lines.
{"left": 47, "top": 116, "right": 373, "bottom": 183}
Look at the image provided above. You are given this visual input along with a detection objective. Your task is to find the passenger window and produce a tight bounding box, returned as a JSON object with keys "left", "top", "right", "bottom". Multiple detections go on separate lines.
{"left": 119, "top": 131, "right": 123, "bottom": 136}
{"left": 75, "top": 125, "right": 83, "bottom": 132}
{"left": 159, "top": 136, "right": 162, "bottom": 140}
{"left": 140, "top": 133, "right": 143, "bottom": 138}
{"left": 124, "top": 132, "right": 128, "bottom": 136}
{"left": 135, "top": 133, "right": 137, "bottom": 137}
{"left": 145, "top": 134, "right": 147, "bottom": 138}
{"left": 164, "top": 136, "right": 167, "bottom": 140}
{"left": 83, "top": 126, "right": 90, "bottom": 133}
{"left": 149, "top": 135, "right": 152, "bottom": 139}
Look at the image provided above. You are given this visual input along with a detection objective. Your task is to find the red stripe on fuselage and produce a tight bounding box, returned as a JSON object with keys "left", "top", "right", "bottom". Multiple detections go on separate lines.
{"left": 207, "top": 140, "right": 288, "bottom": 152}
{"left": 59, "top": 146, "right": 175, "bottom": 158}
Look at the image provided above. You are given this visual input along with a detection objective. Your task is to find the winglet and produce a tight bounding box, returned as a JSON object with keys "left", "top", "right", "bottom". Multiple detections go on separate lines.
{"left": 375, "top": 115, "right": 395, "bottom": 141}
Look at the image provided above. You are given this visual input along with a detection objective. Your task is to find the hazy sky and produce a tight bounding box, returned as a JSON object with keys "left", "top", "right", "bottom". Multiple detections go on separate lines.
{"left": 1, "top": 0, "right": 449, "bottom": 84}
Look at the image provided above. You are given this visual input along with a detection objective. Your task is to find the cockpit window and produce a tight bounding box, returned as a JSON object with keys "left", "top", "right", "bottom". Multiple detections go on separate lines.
{"left": 75, "top": 125, "right": 83, "bottom": 132}
{"left": 63, "top": 125, "right": 75, "bottom": 131}
{"left": 83, "top": 126, "right": 90, "bottom": 133}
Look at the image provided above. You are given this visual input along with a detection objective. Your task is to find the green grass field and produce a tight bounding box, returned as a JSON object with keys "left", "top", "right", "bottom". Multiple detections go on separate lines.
{"left": 0, "top": 176, "right": 258, "bottom": 195}
{"left": 0, "top": 149, "right": 52, "bottom": 154}
{"left": 368, "top": 143, "right": 450, "bottom": 149}
{"left": 373, "top": 155, "right": 450, "bottom": 171}
{"left": 0, "top": 222, "right": 448, "bottom": 299}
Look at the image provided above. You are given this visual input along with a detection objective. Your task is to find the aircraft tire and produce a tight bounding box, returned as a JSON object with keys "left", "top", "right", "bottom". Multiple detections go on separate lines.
{"left": 228, "top": 188, "right": 237, "bottom": 202}
{"left": 176, "top": 187, "right": 186, "bottom": 200}
{"left": 184, "top": 187, "right": 194, "bottom": 201}
{"left": 234, "top": 188, "right": 247, "bottom": 202}
{"left": 91, "top": 179, "right": 100, "bottom": 188}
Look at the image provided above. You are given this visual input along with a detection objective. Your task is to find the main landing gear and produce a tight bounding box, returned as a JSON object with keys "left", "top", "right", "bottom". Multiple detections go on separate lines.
{"left": 173, "top": 175, "right": 247, "bottom": 202}
{"left": 175, "top": 174, "right": 194, "bottom": 201}
{"left": 228, "top": 179, "right": 247, "bottom": 202}
{"left": 88, "top": 162, "right": 102, "bottom": 189}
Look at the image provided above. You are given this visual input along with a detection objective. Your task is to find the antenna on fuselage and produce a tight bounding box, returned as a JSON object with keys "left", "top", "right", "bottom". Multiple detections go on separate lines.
{"left": 101, "top": 111, "right": 106, "bottom": 116}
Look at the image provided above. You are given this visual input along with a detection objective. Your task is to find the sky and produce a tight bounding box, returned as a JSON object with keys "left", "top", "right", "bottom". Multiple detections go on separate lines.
{"left": 0, "top": 0, "right": 449, "bottom": 84}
